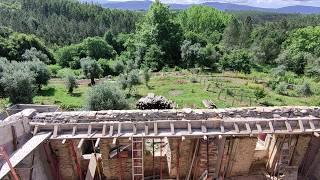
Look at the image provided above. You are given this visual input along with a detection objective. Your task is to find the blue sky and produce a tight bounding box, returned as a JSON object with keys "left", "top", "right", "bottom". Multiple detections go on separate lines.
{"left": 88, "top": 0, "right": 320, "bottom": 8}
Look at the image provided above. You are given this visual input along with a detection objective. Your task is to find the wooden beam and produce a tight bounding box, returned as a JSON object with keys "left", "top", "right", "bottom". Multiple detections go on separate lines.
{"left": 53, "top": 125, "right": 58, "bottom": 138}
{"left": 220, "top": 123, "right": 225, "bottom": 133}
{"left": 95, "top": 138, "right": 100, "bottom": 148}
{"left": 234, "top": 123, "right": 239, "bottom": 133}
{"left": 117, "top": 123, "right": 122, "bottom": 136}
{"left": 77, "top": 139, "right": 84, "bottom": 149}
{"left": 33, "top": 125, "right": 39, "bottom": 136}
{"left": 154, "top": 122, "right": 158, "bottom": 135}
{"left": 72, "top": 126, "right": 77, "bottom": 136}
{"left": 285, "top": 120, "right": 292, "bottom": 132}
{"left": 314, "top": 132, "right": 320, "bottom": 137}
{"left": 309, "top": 120, "right": 316, "bottom": 130}
{"left": 245, "top": 123, "right": 251, "bottom": 133}
{"left": 202, "top": 121, "right": 207, "bottom": 133}
{"left": 112, "top": 138, "right": 117, "bottom": 144}
{"left": 170, "top": 122, "right": 175, "bottom": 135}
{"left": 109, "top": 125, "right": 113, "bottom": 137}
{"left": 188, "top": 122, "right": 192, "bottom": 134}
{"left": 298, "top": 120, "right": 305, "bottom": 132}
{"left": 145, "top": 123, "right": 149, "bottom": 135}
{"left": 133, "top": 124, "right": 137, "bottom": 135}
{"left": 87, "top": 124, "right": 92, "bottom": 136}
{"left": 102, "top": 124, "right": 106, "bottom": 136}
{"left": 256, "top": 124, "right": 262, "bottom": 133}
{"left": 269, "top": 121, "right": 274, "bottom": 133}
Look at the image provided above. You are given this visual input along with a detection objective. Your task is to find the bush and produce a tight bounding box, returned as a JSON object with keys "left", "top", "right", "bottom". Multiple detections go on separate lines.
{"left": 112, "top": 60, "right": 125, "bottom": 76}
{"left": 254, "top": 89, "right": 267, "bottom": 100}
{"left": 299, "top": 82, "right": 313, "bottom": 97}
{"left": 48, "top": 64, "right": 62, "bottom": 77}
{"left": 86, "top": 83, "right": 128, "bottom": 110}
{"left": 57, "top": 68, "right": 75, "bottom": 78}
{"left": 1, "top": 69, "right": 35, "bottom": 104}
{"left": 275, "top": 82, "right": 288, "bottom": 95}
{"left": 65, "top": 75, "right": 78, "bottom": 94}
{"left": 220, "top": 49, "right": 252, "bottom": 74}
{"left": 142, "top": 68, "right": 151, "bottom": 86}
{"left": 189, "top": 76, "right": 198, "bottom": 83}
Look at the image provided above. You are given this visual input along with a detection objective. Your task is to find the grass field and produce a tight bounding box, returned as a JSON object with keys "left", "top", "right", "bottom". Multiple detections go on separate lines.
{"left": 1, "top": 71, "right": 319, "bottom": 111}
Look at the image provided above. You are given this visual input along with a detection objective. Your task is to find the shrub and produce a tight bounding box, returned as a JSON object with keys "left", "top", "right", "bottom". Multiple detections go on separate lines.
{"left": 275, "top": 82, "right": 288, "bottom": 95}
{"left": 299, "top": 82, "right": 313, "bottom": 97}
{"left": 220, "top": 49, "right": 252, "bottom": 74}
{"left": 127, "top": 70, "right": 141, "bottom": 93}
{"left": 189, "top": 76, "right": 198, "bottom": 83}
{"left": 48, "top": 64, "right": 62, "bottom": 77}
{"left": 254, "top": 89, "right": 267, "bottom": 100}
{"left": 65, "top": 75, "right": 78, "bottom": 94}
{"left": 1, "top": 69, "right": 35, "bottom": 104}
{"left": 112, "top": 60, "right": 125, "bottom": 76}
{"left": 86, "top": 83, "right": 128, "bottom": 110}
{"left": 57, "top": 68, "right": 75, "bottom": 78}
{"left": 142, "top": 68, "right": 151, "bottom": 87}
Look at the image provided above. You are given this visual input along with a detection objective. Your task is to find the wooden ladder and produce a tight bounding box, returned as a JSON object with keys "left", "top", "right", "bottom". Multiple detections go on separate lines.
{"left": 132, "top": 137, "right": 144, "bottom": 180}
{"left": 277, "top": 136, "right": 297, "bottom": 178}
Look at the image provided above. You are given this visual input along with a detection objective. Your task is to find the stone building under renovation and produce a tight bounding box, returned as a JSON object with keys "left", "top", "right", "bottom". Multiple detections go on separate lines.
{"left": 1, "top": 106, "right": 320, "bottom": 179}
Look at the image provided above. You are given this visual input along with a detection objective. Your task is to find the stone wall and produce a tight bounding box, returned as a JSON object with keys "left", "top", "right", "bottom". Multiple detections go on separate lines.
{"left": 31, "top": 106, "right": 320, "bottom": 123}
{"left": 227, "top": 137, "right": 257, "bottom": 177}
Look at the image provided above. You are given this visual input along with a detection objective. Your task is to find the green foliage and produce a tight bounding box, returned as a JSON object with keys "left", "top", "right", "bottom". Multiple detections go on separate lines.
{"left": 299, "top": 82, "right": 313, "bottom": 97}
{"left": 65, "top": 75, "right": 78, "bottom": 94}
{"left": 276, "top": 50, "right": 312, "bottom": 75}
{"left": 134, "top": 0, "right": 183, "bottom": 68}
{"left": 22, "top": 47, "right": 50, "bottom": 64}
{"left": 1, "top": 67, "right": 35, "bottom": 104}
{"left": 181, "top": 40, "right": 203, "bottom": 68}
{"left": 0, "top": 30, "right": 54, "bottom": 63}
{"left": 275, "top": 82, "right": 288, "bottom": 96}
{"left": 83, "top": 37, "right": 116, "bottom": 60}
{"left": 0, "top": 0, "right": 141, "bottom": 46}
{"left": 48, "top": 64, "right": 62, "bottom": 78}
{"left": 178, "top": 5, "right": 231, "bottom": 44}
{"left": 143, "top": 44, "right": 164, "bottom": 71}
{"left": 80, "top": 57, "right": 103, "bottom": 85}
{"left": 254, "top": 88, "right": 267, "bottom": 100}
{"left": 142, "top": 68, "right": 151, "bottom": 87}
{"left": 284, "top": 26, "right": 320, "bottom": 56}
{"left": 86, "top": 83, "right": 128, "bottom": 110}
{"left": 24, "top": 60, "right": 51, "bottom": 90}
{"left": 222, "top": 17, "right": 241, "bottom": 48}
{"left": 251, "top": 23, "right": 287, "bottom": 64}
{"left": 112, "top": 60, "right": 126, "bottom": 76}
{"left": 220, "top": 49, "right": 252, "bottom": 74}
{"left": 57, "top": 68, "right": 76, "bottom": 78}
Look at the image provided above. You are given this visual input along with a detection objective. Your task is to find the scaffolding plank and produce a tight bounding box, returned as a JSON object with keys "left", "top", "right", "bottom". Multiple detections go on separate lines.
{"left": 0, "top": 132, "right": 52, "bottom": 179}
{"left": 85, "top": 154, "right": 97, "bottom": 180}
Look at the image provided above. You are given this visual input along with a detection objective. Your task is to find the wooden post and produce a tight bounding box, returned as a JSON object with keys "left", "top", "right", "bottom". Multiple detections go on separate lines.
{"left": 69, "top": 140, "right": 83, "bottom": 180}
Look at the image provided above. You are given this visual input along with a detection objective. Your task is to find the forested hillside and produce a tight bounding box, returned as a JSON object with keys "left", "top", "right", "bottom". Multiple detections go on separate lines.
{"left": 0, "top": 0, "right": 142, "bottom": 46}
{"left": 1, "top": 0, "right": 320, "bottom": 110}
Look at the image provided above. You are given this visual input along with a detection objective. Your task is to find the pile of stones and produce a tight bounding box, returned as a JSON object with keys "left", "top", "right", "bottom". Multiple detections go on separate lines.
{"left": 136, "top": 93, "right": 174, "bottom": 110}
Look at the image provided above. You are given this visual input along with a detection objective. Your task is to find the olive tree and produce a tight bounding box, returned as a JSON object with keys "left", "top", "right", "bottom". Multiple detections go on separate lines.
{"left": 80, "top": 57, "right": 103, "bottom": 85}
{"left": 1, "top": 68, "right": 35, "bottom": 104}
{"left": 24, "top": 60, "right": 51, "bottom": 91}
{"left": 65, "top": 75, "right": 78, "bottom": 94}
{"left": 86, "top": 83, "right": 128, "bottom": 111}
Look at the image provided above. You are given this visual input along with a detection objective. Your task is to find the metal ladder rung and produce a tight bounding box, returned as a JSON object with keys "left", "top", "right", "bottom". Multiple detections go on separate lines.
{"left": 133, "top": 166, "right": 143, "bottom": 168}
